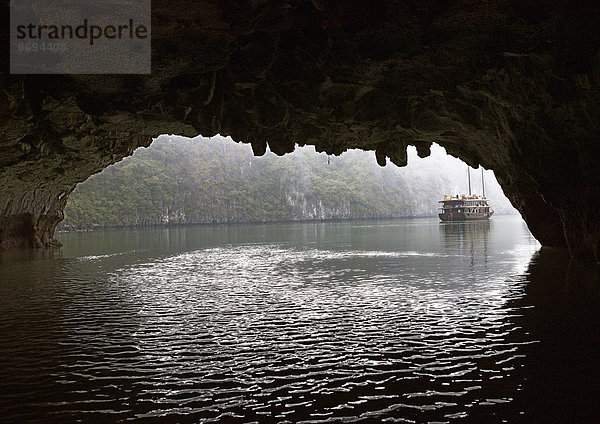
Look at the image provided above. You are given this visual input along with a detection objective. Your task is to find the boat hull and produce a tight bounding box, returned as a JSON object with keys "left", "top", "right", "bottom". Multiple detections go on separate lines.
{"left": 438, "top": 211, "right": 494, "bottom": 221}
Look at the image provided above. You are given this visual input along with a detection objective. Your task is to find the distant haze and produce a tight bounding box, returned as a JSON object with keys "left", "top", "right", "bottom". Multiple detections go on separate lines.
{"left": 60, "top": 135, "right": 518, "bottom": 230}
{"left": 397, "top": 143, "right": 517, "bottom": 215}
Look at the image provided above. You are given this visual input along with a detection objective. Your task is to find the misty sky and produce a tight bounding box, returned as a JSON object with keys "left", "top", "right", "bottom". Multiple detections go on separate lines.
{"left": 197, "top": 135, "right": 518, "bottom": 215}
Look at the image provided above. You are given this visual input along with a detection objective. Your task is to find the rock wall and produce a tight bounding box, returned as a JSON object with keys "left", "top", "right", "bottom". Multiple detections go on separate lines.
{"left": 1, "top": 1, "right": 600, "bottom": 260}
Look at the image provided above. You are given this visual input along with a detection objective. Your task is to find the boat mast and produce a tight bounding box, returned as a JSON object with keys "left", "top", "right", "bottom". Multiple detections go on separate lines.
{"left": 481, "top": 168, "right": 485, "bottom": 197}
{"left": 467, "top": 166, "right": 471, "bottom": 195}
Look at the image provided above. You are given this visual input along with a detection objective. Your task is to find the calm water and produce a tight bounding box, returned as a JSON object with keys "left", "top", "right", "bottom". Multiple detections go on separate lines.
{"left": 0, "top": 216, "right": 599, "bottom": 423}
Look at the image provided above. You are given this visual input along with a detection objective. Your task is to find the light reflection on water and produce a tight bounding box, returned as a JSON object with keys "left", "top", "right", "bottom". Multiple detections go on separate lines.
{"left": 1, "top": 216, "right": 599, "bottom": 423}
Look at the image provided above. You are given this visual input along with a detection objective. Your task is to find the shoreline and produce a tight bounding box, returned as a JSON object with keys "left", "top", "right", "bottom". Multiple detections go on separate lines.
{"left": 56, "top": 212, "right": 520, "bottom": 233}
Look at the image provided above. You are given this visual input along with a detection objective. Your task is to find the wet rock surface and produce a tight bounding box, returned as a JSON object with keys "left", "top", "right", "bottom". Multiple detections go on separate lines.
{"left": 1, "top": 0, "right": 599, "bottom": 259}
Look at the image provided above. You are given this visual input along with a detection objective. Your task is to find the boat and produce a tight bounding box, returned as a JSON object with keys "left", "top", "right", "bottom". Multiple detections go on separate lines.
{"left": 438, "top": 167, "right": 494, "bottom": 221}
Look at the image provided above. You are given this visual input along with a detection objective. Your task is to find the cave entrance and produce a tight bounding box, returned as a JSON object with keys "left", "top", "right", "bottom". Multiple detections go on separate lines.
{"left": 59, "top": 135, "right": 518, "bottom": 231}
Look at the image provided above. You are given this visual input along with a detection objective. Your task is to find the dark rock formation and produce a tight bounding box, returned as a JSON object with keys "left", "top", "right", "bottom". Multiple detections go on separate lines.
{"left": 1, "top": 1, "right": 600, "bottom": 259}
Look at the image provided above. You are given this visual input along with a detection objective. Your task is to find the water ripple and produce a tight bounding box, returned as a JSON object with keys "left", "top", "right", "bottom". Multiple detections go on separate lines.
{"left": 0, "top": 218, "right": 566, "bottom": 423}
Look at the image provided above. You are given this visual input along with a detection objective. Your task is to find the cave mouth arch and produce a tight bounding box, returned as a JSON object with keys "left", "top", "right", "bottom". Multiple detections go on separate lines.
{"left": 0, "top": 116, "right": 579, "bottom": 259}
{"left": 57, "top": 135, "right": 518, "bottom": 232}
{"left": 2, "top": 0, "right": 599, "bottom": 260}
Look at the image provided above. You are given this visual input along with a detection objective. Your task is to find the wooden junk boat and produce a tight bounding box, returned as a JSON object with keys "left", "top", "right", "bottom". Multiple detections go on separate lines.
{"left": 438, "top": 168, "right": 494, "bottom": 222}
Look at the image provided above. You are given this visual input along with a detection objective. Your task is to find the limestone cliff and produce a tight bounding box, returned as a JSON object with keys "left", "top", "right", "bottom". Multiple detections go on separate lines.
{"left": 1, "top": 1, "right": 599, "bottom": 260}
{"left": 58, "top": 136, "right": 515, "bottom": 229}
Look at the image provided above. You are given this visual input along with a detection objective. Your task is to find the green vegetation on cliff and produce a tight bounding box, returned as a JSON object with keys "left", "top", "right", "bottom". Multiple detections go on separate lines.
{"left": 60, "top": 136, "right": 516, "bottom": 229}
